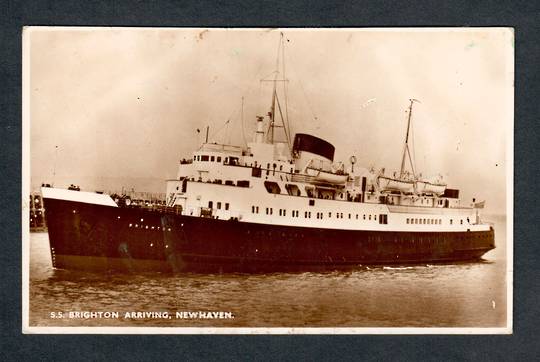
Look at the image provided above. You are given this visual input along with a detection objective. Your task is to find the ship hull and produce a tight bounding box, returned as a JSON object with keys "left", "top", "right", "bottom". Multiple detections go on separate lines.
{"left": 43, "top": 197, "right": 495, "bottom": 273}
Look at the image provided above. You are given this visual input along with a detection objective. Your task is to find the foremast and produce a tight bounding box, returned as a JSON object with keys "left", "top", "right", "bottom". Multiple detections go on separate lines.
{"left": 399, "top": 99, "right": 420, "bottom": 179}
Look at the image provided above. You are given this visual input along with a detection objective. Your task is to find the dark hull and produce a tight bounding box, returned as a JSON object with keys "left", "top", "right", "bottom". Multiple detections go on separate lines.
{"left": 43, "top": 198, "right": 495, "bottom": 273}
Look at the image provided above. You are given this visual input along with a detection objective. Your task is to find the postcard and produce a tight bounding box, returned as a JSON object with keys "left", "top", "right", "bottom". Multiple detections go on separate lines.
{"left": 22, "top": 27, "right": 513, "bottom": 334}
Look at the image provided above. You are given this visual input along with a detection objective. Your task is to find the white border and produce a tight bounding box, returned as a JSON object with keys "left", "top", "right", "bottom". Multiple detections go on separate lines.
{"left": 26, "top": 326, "right": 511, "bottom": 334}
{"left": 22, "top": 26, "right": 513, "bottom": 335}
{"left": 22, "top": 26, "right": 31, "bottom": 334}
{"left": 504, "top": 28, "right": 514, "bottom": 334}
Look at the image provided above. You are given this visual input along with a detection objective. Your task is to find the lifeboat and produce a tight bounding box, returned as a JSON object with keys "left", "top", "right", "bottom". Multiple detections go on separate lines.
{"left": 378, "top": 176, "right": 415, "bottom": 193}
{"left": 305, "top": 167, "right": 348, "bottom": 184}
{"left": 415, "top": 180, "right": 446, "bottom": 195}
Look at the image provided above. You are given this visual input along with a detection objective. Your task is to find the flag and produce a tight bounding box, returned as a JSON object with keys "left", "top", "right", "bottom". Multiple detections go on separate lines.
{"left": 474, "top": 201, "right": 485, "bottom": 209}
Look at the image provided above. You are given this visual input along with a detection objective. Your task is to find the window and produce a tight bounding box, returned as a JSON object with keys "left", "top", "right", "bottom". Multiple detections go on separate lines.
{"left": 356, "top": 214, "right": 359, "bottom": 219}
{"left": 369, "top": 215, "right": 371, "bottom": 220}
{"left": 283, "top": 209, "right": 286, "bottom": 216}
{"left": 374, "top": 215, "right": 377, "bottom": 221}
{"left": 217, "top": 156, "right": 221, "bottom": 162}
{"left": 217, "top": 202, "right": 221, "bottom": 209}
{"left": 379, "top": 214, "right": 388, "bottom": 224}
{"left": 193, "top": 155, "right": 196, "bottom": 161}
{"left": 208, "top": 201, "right": 213, "bottom": 208}
{"left": 348, "top": 213, "right": 351, "bottom": 219}
{"left": 201, "top": 155, "right": 209, "bottom": 161}
{"left": 264, "top": 181, "right": 281, "bottom": 194}
{"left": 309, "top": 199, "right": 315, "bottom": 206}
{"left": 252, "top": 206, "right": 256, "bottom": 213}
{"left": 450, "top": 219, "right": 453, "bottom": 225}
{"left": 460, "top": 219, "right": 463, "bottom": 225}
{"left": 305, "top": 211, "right": 308, "bottom": 218}
{"left": 285, "top": 184, "right": 301, "bottom": 196}
{"left": 329, "top": 212, "right": 332, "bottom": 218}
{"left": 225, "top": 203, "right": 229, "bottom": 210}
{"left": 406, "top": 218, "right": 409, "bottom": 224}
{"left": 363, "top": 215, "right": 366, "bottom": 220}
{"left": 237, "top": 180, "right": 250, "bottom": 187}
{"left": 211, "top": 156, "right": 215, "bottom": 162}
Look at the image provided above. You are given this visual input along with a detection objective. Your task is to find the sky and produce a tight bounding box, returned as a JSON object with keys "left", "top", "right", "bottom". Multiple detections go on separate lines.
{"left": 25, "top": 28, "right": 513, "bottom": 214}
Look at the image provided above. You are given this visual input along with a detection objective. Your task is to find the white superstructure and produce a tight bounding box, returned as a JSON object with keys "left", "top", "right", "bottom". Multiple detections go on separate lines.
{"left": 165, "top": 127, "right": 488, "bottom": 234}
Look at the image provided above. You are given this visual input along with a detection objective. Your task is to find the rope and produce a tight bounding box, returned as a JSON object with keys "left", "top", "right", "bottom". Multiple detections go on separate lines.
{"left": 411, "top": 110, "right": 417, "bottom": 177}
{"left": 282, "top": 35, "right": 292, "bottom": 150}
{"left": 275, "top": 91, "right": 292, "bottom": 152}
{"left": 284, "top": 50, "right": 319, "bottom": 123}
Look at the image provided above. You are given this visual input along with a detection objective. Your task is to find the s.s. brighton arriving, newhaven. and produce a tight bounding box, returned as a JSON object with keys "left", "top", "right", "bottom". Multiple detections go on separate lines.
{"left": 41, "top": 34, "right": 495, "bottom": 273}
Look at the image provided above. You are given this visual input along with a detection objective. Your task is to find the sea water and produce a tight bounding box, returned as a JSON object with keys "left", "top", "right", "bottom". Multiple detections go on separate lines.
{"left": 28, "top": 215, "right": 507, "bottom": 328}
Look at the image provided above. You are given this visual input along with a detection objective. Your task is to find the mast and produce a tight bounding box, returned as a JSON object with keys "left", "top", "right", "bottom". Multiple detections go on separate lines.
{"left": 399, "top": 99, "right": 419, "bottom": 179}
{"left": 261, "top": 32, "right": 292, "bottom": 152}
{"left": 269, "top": 34, "right": 281, "bottom": 144}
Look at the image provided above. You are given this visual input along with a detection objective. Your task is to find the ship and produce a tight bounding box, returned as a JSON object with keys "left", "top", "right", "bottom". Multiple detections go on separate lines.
{"left": 41, "top": 35, "right": 495, "bottom": 273}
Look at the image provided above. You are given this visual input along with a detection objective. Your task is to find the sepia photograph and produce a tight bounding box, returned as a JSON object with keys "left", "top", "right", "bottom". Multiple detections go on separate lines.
{"left": 22, "top": 27, "right": 513, "bottom": 333}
